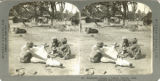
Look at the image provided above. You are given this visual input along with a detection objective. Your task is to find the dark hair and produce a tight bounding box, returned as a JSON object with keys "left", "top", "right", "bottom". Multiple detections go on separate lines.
{"left": 61, "top": 38, "right": 67, "bottom": 44}
{"left": 27, "top": 41, "right": 33, "bottom": 48}
{"left": 52, "top": 38, "right": 58, "bottom": 43}
{"left": 132, "top": 38, "right": 137, "bottom": 44}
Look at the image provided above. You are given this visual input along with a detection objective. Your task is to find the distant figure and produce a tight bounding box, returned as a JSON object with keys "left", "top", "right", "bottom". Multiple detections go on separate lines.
{"left": 19, "top": 42, "right": 34, "bottom": 63}
{"left": 13, "top": 28, "right": 27, "bottom": 34}
{"left": 85, "top": 27, "right": 98, "bottom": 34}
{"left": 89, "top": 42, "right": 104, "bottom": 63}
{"left": 58, "top": 38, "right": 71, "bottom": 60}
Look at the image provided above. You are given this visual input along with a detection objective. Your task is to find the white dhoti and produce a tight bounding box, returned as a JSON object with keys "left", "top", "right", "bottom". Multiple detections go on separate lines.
{"left": 100, "top": 57, "right": 115, "bottom": 63}
{"left": 46, "top": 58, "right": 62, "bottom": 67}
{"left": 115, "top": 58, "right": 131, "bottom": 67}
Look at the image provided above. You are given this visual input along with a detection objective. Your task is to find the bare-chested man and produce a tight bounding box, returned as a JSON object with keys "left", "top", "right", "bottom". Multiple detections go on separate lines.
{"left": 20, "top": 42, "right": 34, "bottom": 63}
{"left": 89, "top": 42, "right": 104, "bottom": 63}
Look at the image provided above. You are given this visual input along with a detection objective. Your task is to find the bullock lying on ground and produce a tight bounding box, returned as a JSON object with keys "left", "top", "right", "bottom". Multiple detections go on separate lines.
{"left": 13, "top": 28, "right": 27, "bottom": 34}
{"left": 101, "top": 44, "right": 133, "bottom": 67}
{"left": 85, "top": 27, "right": 98, "bottom": 34}
{"left": 19, "top": 43, "right": 63, "bottom": 67}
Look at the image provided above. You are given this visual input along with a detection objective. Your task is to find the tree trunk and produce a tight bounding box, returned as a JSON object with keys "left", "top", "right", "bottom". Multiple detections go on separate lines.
{"left": 122, "top": 1, "right": 128, "bottom": 26}
{"left": 51, "top": 18, "right": 53, "bottom": 26}
{"left": 34, "top": 4, "right": 38, "bottom": 25}
{"left": 50, "top": 2, "right": 56, "bottom": 26}
{"left": 123, "top": 18, "right": 125, "bottom": 26}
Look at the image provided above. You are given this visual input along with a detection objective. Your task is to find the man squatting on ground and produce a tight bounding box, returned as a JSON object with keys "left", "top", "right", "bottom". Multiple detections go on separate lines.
{"left": 50, "top": 37, "right": 71, "bottom": 60}
{"left": 19, "top": 42, "right": 45, "bottom": 63}
{"left": 121, "top": 37, "right": 142, "bottom": 59}
{"left": 89, "top": 42, "right": 116, "bottom": 63}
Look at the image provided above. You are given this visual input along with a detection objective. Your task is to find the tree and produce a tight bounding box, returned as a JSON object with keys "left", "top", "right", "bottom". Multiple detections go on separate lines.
{"left": 9, "top": 1, "right": 80, "bottom": 27}
{"left": 11, "top": 2, "right": 34, "bottom": 26}
{"left": 142, "top": 12, "right": 152, "bottom": 25}
{"left": 71, "top": 12, "right": 80, "bottom": 25}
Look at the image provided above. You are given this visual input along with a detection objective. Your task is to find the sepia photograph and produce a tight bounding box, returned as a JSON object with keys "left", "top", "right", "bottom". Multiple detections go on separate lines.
{"left": 9, "top": 1, "right": 81, "bottom": 75}
{"left": 8, "top": 1, "right": 152, "bottom": 75}
{"left": 80, "top": 1, "right": 152, "bottom": 75}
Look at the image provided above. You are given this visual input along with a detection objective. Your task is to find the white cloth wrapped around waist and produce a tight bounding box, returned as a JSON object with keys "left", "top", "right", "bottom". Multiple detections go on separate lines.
{"left": 31, "top": 57, "right": 62, "bottom": 67}
{"left": 115, "top": 58, "right": 131, "bottom": 66}
{"left": 101, "top": 57, "right": 131, "bottom": 66}
{"left": 46, "top": 58, "right": 62, "bottom": 66}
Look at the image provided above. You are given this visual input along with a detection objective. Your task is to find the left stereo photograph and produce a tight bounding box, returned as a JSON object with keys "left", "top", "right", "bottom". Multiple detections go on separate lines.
{"left": 8, "top": 1, "right": 81, "bottom": 75}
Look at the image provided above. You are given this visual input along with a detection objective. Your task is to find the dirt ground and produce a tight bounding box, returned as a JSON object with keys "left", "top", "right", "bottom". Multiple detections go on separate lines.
{"left": 9, "top": 21, "right": 152, "bottom": 75}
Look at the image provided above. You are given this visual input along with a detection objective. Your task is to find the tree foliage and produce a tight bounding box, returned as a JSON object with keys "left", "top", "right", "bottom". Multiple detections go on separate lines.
{"left": 9, "top": 1, "right": 75, "bottom": 26}
{"left": 81, "top": 1, "right": 139, "bottom": 26}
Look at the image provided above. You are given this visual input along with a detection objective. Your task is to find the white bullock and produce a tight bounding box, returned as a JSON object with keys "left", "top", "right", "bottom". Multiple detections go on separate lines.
{"left": 101, "top": 44, "right": 133, "bottom": 67}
